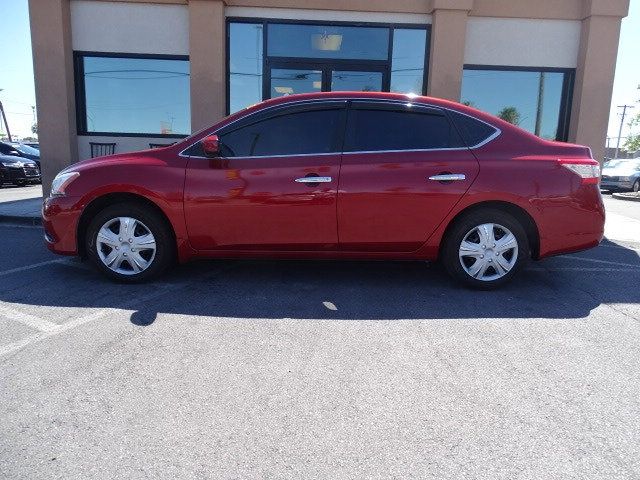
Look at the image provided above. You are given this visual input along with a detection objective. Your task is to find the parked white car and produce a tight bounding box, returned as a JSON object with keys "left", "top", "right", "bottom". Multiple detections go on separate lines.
{"left": 601, "top": 158, "right": 640, "bottom": 193}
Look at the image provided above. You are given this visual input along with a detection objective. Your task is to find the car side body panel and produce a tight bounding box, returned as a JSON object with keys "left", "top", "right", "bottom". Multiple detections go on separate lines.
{"left": 184, "top": 154, "right": 341, "bottom": 251}
{"left": 43, "top": 149, "right": 195, "bottom": 262}
{"left": 337, "top": 149, "right": 479, "bottom": 252}
{"left": 42, "top": 91, "right": 605, "bottom": 267}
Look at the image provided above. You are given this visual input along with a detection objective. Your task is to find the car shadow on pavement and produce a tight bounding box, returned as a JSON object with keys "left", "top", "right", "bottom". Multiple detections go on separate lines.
{"left": 3, "top": 237, "right": 637, "bottom": 327}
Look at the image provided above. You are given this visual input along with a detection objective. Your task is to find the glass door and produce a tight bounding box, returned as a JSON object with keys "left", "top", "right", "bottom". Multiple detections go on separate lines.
{"left": 269, "top": 67, "right": 323, "bottom": 98}
{"left": 330, "top": 68, "right": 384, "bottom": 93}
{"left": 268, "top": 62, "right": 387, "bottom": 99}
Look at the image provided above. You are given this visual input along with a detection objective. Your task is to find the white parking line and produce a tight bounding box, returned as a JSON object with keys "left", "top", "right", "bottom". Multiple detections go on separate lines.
{"left": 529, "top": 267, "right": 639, "bottom": 272}
{"left": 0, "top": 266, "right": 230, "bottom": 359}
{"left": 0, "top": 303, "right": 61, "bottom": 332}
{"left": 561, "top": 256, "right": 640, "bottom": 269}
{"left": 599, "top": 243, "right": 640, "bottom": 252}
{"left": 0, "top": 258, "right": 68, "bottom": 278}
{"left": 0, "top": 334, "right": 42, "bottom": 357}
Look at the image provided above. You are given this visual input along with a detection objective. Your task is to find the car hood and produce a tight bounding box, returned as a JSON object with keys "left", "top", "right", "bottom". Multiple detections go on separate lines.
{"left": 602, "top": 165, "right": 640, "bottom": 176}
{"left": 0, "top": 155, "right": 38, "bottom": 167}
{"left": 59, "top": 150, "right": 170, "bottom": 175}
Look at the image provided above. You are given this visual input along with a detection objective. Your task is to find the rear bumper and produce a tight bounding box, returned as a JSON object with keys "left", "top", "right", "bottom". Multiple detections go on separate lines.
{"left": 537, "top": 185, "right": 605, "bottom": 258}
{"left": 600, "top": 179, "right": 635, "bottom": 190}
{"left": 42, "top": 196, "right": 82, "bottom": 255}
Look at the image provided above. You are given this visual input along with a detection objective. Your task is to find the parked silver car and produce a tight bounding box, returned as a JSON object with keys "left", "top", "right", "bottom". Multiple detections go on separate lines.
{"left": 600, "top": 158, "right": 640, "bottom": 193}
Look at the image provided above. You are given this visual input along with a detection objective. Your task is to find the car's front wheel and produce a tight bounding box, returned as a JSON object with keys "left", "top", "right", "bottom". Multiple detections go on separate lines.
{"left": 442, "top": 209, "right": 530, "bottom": 289}
{"left": 86, "top": 203, "right": 174, "bottom": 282}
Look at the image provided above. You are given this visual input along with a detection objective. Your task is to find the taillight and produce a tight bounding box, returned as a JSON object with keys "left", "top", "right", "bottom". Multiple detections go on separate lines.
{"left": 559, "top": 159, "right": 600, "bottom": 185}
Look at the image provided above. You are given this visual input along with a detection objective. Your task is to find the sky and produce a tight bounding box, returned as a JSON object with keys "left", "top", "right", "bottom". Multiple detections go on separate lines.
{"left": 0, "top": 0, "right": 638, "bottom": 141}
{"left": 607, "top": 0, "right": 640, "bottom": 144}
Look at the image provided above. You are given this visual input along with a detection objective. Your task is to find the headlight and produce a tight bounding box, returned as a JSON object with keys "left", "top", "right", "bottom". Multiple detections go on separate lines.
{"left": 50, "top": 171, "right": 80, "bottom": 197}
{"left": 1, "top": 160, "right": 22, "bottom": 167}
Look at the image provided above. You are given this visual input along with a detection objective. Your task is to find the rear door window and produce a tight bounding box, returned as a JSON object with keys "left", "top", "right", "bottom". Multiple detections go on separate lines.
{"left": 344, "top": 102, "right": 465, "bottom": 152}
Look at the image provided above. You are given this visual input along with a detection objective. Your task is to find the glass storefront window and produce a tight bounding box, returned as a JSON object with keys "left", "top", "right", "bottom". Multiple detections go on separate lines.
{"left": 227, "top": 20, "right": 430, "bottom": 114}
{"left": 267, "top": 23, "right": 389, "bottom": 60}
{"left": 390, "top": 29, "right": 427, "bottom": 95}
{"left": 229, "top": 22, "right": 264, "bottom": 114}
{"left": 331, "top": 71, "right": 383, "bottom": 92}
{"left": 270, "top": 68, "right": 322, "bottom": 98}
{"left": 80, "top": 55, "right": 190, "bottom": 135}
{"left": 461, "top": 68, "right": 571, "bottom": 141}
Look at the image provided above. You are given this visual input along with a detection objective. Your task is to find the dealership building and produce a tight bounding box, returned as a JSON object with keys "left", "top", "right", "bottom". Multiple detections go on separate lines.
{"left": 29, "top": 0, "right": 629, "bottom": 193}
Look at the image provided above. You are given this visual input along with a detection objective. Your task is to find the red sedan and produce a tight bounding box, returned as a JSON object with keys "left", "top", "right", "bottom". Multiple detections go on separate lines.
{"left": 43, "top": 92, "right": 604, "bottom": 288}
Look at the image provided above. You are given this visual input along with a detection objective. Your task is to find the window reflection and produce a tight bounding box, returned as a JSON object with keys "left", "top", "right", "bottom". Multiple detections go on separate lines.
{"left": 229, "top": 23, "right": 264, "bottom": 114}
{"left": 461, "top": 68, "right": 569, "bottom": 140}
{"left": 391, "top": 29, "right": 427, "bottom": 95}
{"left": 268, "top": 24, "right": 389, "bottom": 60}
{"left": 82, "top": 56, "right": 190, "bottom": 135}
{"left": 331, "top": 71, "right": 383, "bottom": 92}
{"left": 227, "top": 21, "right": 430, "bottom": 113}
{"left": 270, "top": 69, "right": 322, "bottom": 98}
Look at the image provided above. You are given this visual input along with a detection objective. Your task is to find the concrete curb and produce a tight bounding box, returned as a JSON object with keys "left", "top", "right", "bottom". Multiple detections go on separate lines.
{"left": 0, "top": 214, "right": 42, "bottom": 226}
{"left": 612, "top": 193, "right": 640, "bottom": 202}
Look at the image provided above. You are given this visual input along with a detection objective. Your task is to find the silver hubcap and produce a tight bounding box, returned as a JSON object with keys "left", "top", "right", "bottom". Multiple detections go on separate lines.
{"left": 459, "top": 223, "right": 518, "bottom": 282}
{"left": 96, "top": 217, "right": 156, "bottom": 275}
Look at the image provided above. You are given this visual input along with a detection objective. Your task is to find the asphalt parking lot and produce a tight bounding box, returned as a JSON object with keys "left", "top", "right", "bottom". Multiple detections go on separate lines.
{"left": 1, "top": 196, "right": 640, "bottom": 479}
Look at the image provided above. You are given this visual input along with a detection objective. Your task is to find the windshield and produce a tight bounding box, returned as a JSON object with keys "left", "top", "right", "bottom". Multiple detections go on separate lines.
{"left": 604, "top": 159, "right": 640, "bottom": 170}
{"left": 11, "top": 143, "right": 40, "bottom": 156}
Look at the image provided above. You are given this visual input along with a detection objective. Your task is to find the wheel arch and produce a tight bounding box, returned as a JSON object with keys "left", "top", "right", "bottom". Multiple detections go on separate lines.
{"left": 440, "top": 200, "right": 540, "bottom": 260}
{"left": 77, "top": 192, "right": 177, "bottom": 259}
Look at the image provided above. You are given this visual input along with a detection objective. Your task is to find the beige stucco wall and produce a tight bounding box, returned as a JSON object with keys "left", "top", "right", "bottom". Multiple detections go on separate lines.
{"left": 569, "top": 13, "right": 624, "bottom": 163}
{"left": 189, "top": 0, "right": 226, "bottom": 132}
{"left": 29, "top": 0, "right": 629, "bottom": 193}
{"left": 464, "top": 18, "right": 581, "bottom": 68}
{"left": 427, "top": 8, "right": 469, "bottom": 101}
{"left": 28, "top": 0, "right": 78, "bottom": 197}
{"left": 70, "top": 0, "right": 189, "bottom": 54}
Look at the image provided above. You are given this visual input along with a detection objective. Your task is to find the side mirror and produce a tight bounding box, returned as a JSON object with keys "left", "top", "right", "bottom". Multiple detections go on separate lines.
{"left": 201, "top": 134, "right": 220, "bottom": 157}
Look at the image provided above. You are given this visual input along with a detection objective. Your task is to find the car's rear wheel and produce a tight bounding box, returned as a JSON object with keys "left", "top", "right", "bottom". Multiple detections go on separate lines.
{"left": 86, "top": 203, "right": 174, "bottom": 282}
{"left": 633, "top": 180, "right": 639, "bottom": 193}
{"left": 442, "top": 209, "right": 530, "bottom": 289}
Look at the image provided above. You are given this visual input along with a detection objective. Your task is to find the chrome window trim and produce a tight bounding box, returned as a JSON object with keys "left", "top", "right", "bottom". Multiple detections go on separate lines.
{"left": 179, "top": 97, "right": 501, "bottom": 158}
{"left": 184, "top": 152, "right": 343, "bottom": 160}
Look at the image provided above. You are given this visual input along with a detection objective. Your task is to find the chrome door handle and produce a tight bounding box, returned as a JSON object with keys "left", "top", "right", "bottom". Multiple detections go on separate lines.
{"left": 428, "top": 174, "right": 466, "bottom": 182}
{"left": 295, "top": 176, "right": 332, "bottom": 183}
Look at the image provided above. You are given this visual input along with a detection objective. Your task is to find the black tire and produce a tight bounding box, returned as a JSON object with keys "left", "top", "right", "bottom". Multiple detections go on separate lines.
{"left": 85, "top": 203, "right": 175, "bottom": 283}
{"left": 633, "top": 180, "right": 640, "bottom": 193}
{"left": 14, "top": 180, "right": 26, "bottom": 187}
{"left": 441, "top": 208, "right": 530, "bottom": 290}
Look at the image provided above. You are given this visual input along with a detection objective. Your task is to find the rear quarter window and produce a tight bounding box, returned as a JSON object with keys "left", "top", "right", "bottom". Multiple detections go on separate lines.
{"left": 448, "top": 110, "right": 498, "bottom": 148}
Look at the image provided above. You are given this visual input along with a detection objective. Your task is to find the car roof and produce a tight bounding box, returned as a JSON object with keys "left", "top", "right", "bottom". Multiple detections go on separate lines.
{"left": 254, "top": 91, "right": 463, "bottom": 111}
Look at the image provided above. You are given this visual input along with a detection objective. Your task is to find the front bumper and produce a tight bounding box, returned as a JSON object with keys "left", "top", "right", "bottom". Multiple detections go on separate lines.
{"left": 2, "top": 166, "right": 41, "bottom": 183}
{"left": 42, "top": 196, "right": 82, "bottom": 255}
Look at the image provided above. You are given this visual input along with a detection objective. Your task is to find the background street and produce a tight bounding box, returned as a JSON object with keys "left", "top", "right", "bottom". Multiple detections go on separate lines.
{"left": 1, "top": 196, "right": 639, "bottom": 479}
